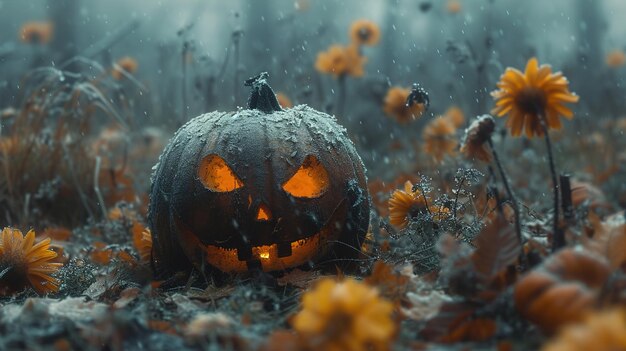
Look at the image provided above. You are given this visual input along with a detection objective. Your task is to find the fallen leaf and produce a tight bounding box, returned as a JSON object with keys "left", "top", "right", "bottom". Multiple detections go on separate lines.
{"left": 420, "top": 301, "right": 496, "bottom": 343}
{"left": 472, "top": 215, "right": 520, "bottom": 283}
{"left": 364, "top": 261, "right": 409, "bottom": 300}
{"left": 112, "top": 287, "right": 141, "bottom": 309}
{"left": 277, "top": 269, "right": 322, "bottom": 289}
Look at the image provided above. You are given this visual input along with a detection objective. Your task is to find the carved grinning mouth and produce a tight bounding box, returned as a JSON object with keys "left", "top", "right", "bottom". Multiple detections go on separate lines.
{"left": 176, "top": 199, "right": 347, "bottom": 273}
{"left": 204, "top": 220, "right": 335, "bottom": 272}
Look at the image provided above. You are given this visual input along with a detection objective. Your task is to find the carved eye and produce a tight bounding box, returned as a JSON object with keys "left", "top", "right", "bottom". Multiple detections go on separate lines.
{"left": 282, "top": 155, "right": 329, "bottom": 198}
{"left": 198, "top": 154, "right": 243, "bottom": 192}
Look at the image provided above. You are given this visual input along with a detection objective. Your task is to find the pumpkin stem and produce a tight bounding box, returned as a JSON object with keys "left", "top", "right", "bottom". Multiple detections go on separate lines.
{"left": 245, "top": 72, "right": 283, "bottom": 113}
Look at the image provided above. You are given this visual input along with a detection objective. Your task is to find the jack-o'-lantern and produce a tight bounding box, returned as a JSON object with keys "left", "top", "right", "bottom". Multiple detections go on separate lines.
{"left": 149, "top": 73, "right": 370, "bottom": 276}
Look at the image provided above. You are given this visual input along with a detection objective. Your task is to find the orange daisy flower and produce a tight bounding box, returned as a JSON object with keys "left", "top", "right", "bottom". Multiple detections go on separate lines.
{"left": 446, "top": 0, "right": 462, "bottom": 14}
{"left": 112, "top": 56, "right": 139, "bottom": 80}
{"left": 315, "top": 44, "right": 366, "bottom": 78}
{"left": 491, "top": 57, "right": 579, "bottom": 138}
{"left": 444, "top": 106, "right": 465, "bottom": 128}
{"left": 0, "top": 228, "right": 63, "bottom": 295}
{"left": 383, "top": 87, "right": 425, "bottom": 123}
{"left": 19, "top": 21, "right": 54, "bottom": 44}
{"left": 606, "top": 50, "right": 626, "bottom": 68}
{"left": 292, "top": 278, "right": 396, "bottom": 351}
{"left": 543, "top": 308, "right": 626, "bottom": 351}
{"left": 388, "top": 181, "right": 448, "bottom": 229}
{"left": 422, "top": 117, "right": 458, "bottom": 163}
{"left": 349, "top": 19, "right": 381, "bottom": 46}
{"left": 294, "top": 0, "right": 310, "bottom": 11}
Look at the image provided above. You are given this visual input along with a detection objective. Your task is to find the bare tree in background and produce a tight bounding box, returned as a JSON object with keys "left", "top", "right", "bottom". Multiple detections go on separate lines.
{"left": 570, "top": 0, "right": 606, "bottom": 112}
{"left": 381, "top": 0, "right": 400, "bottom": 81}
{"left": 48, "top": 0, "right": 79, "bottom": 66}
{"left": 244, "top": 0, "right": 275, "bottom": 77}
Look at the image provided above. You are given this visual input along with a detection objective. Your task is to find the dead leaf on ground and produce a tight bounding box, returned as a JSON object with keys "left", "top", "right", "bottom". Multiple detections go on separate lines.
{"left": 364, "top": 260, "right": 410, "bottom": 300}
{"left": 276, "top": 269, "right": 323, "bottom": 289}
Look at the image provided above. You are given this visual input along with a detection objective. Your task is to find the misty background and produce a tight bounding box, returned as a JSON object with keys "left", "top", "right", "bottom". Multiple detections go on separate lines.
{"left": 0, "top": 0, "right": 624, "bottom": 177}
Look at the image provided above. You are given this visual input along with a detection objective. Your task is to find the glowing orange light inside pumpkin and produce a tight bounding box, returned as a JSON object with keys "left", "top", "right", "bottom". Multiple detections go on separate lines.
{"left": 282, "top": 155, "right": 329, "bottom": 198}
{"left": 198, "top": 154, "right": 243, "bottom": 192}
{"left": 256, "top": 203, "right": 272, "bottom": 221}
{"left": 204, "top": 223, "right": 334, "bottom": 272}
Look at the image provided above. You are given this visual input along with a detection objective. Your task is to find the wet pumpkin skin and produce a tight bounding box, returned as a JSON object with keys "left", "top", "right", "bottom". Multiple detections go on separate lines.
{"left": 148, "top": 73, "right": 370, "bottom": 277}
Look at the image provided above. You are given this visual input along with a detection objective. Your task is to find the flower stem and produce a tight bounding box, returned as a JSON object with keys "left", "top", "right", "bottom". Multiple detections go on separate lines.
{"left": 487, "top": 139, "right": 524, "bottom": 254}
{"left": 560, "top": 174, "right": 574, "bottom": 223}
{"left": 540, "top": 117, "right": 563, "bottom": 251}
{"left": 487, "top": 165, "right": 503, "bottom": 213}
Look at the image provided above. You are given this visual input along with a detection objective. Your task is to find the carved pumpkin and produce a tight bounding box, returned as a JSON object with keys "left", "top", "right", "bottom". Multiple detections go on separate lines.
{"left": 513, "top": 249, "right": 611, "bottom": 334}
{"left": 148, "top": 73, "right": 370, "bottom": 276}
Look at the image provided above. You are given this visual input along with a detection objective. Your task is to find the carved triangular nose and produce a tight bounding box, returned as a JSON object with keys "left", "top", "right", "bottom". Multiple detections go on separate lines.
{"left": 256, "top": 202, "right": 272, "bottom": 221}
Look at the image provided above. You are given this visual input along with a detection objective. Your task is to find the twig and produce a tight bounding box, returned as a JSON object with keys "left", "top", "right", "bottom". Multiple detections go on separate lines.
{"left": 488, "top": 138, "right": 526, "bottom": 267}
{"left": 216, "top": 40, "right": 232, "bottom": 81}
{"left": 412, "top": 178, "right": 433, "bottom": 216}
{"left": 110, "top": 62, "right": 148, "bottom": 91}
{"left": 94, "top": 156, "right": 108, "bottom": 220}
{"left": 62, "top": 143, "right": 94, "bottom": 219}
{"left": 452, "top": 175, "right": 465, "bottom": 220}
{"left": 22, "top": 193, "right": 30, "bottom": 226}
{"left": 487, "top": 165, "right": 503, "bottom": 214}
{"left": 560, "top": 174, "right": 574, "bottom": 223}
{"left": 81, "top": 20, "right": 141, "bottom": 59}
{"left": 540, "top": 117, "right": 563, "bottom": 251}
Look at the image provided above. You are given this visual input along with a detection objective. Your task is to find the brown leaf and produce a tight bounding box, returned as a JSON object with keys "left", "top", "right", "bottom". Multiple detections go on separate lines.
{"left": 112, "top": 287, "right": 141, "bottom": 309}
{"left": 472, "top": 215, "right": 521, "bottom": 283}
{"left": 571, "top": 180, "right": 609, "bottom": 209}
{"left": 599, "top": 265, "right": 626, "bottom": 306}
{"left": 41, "top": 227, "right": 72, "bottom": 241}
{"left": 420, "top": 301, "right": 496, "bottom": 343}
{"left": 131, "top": 221, "right": 152, "bottom": 262}
{"left": 513, "top": 249, "right": 612, "bottom": 335}
{"left": 148, "top": 320, "right": 177, "bottom": 335}
{"left": 437, "top": 234, "right": 478, "bottom": 298}
{"left": 440, "top": 318, "right": 497, "bottom": 343}
{"left": 584, "top": 211, "right": 626, "bottom": 268}
{"left": 186, "top": 286, "right": 236, "bottom": 302}
{"left": 90, "top": 241, "right": 113, "bottom": 265}
{"left": 364, "top": 261, "right": 409, "bottom": 300}
{"left": 606, "top": 216, "right": 626, "bottom": 269}
{"left": 260, "top": 330, "right": 305, "bottom": 351}
{"left": 276, "top": 269, "right": 322, "bottom": 289}
{"left": 420, "top": 301, "right": 475, "bottom": 341}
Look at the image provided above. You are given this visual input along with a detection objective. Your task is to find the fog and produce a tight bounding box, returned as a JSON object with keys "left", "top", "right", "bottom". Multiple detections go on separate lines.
{"left": 1, "top": 0, "right": 624, "bottom": 176}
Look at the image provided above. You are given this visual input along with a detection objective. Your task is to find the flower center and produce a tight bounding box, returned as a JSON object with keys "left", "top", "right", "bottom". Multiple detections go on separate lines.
{"left": 332, "top": 55, "right": 344, "bottom": 67}
{"left": 408, "top": 200, "right": 428, "bottom": 220}
{"left": 358, "top": 28, "right": 371, "bottom": 41}
{"left": 0, "top": 264, "right": 29, "bottom": 294}
{"left": 515, "top": 87, "right": 547, "bottom": 116}
{"left": 324, "top": 311, "right": 353, "bottom": 340}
